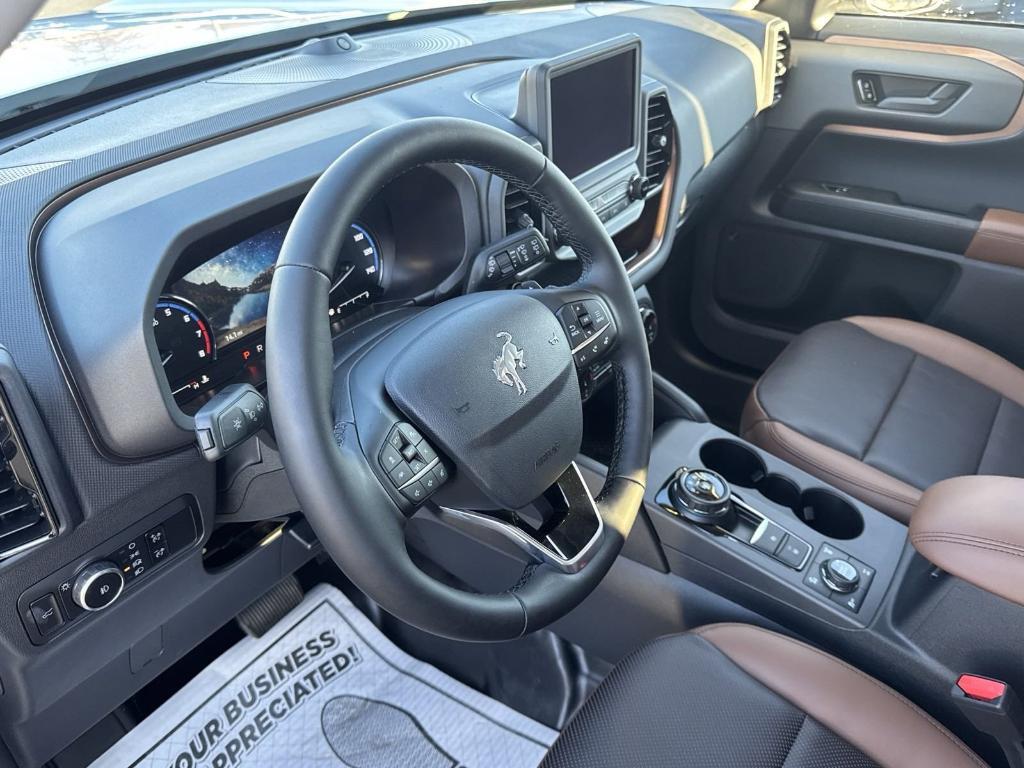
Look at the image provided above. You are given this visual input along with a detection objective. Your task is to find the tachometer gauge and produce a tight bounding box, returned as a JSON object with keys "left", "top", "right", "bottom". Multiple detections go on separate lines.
{"left": 329, "top": 223, "right": 383, "bottom": 318}
{"left": 153, "top": 297, "right": 215, "bottom": 391}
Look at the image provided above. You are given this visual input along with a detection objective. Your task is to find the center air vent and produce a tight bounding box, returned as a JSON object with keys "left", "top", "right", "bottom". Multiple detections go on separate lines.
{"left": 0, "top": 390, "right": 56, "bottom": 558}
{"left": 771, "top": 27, "right": 791, "bottom": 106}
{"left": 644, "top": 93, "right": 674, "bottom": 190}
{"left": 504, "top": 185, "right": 542, "bottom": 236}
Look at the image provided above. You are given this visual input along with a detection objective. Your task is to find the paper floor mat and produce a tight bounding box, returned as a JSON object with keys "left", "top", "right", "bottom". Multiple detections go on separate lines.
{"left": 93, "top": 584, "right": 556, "bottom": 768}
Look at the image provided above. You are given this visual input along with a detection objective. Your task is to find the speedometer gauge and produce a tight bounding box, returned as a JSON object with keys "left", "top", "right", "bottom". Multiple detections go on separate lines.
{"left": 153, "top": 297, "right": 215, "bottom": 393}
{"left": 329, "top": 223, "right": 383, "bottom": 318}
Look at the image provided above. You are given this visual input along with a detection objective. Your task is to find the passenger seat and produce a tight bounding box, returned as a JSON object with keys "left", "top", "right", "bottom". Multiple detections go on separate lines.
{"left": 741, "top": 316, "right": 1024, "bottom": 522}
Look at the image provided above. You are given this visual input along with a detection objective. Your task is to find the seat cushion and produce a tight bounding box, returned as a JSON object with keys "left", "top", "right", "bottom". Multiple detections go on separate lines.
{"left": 541, "top": 624, "right": 984, "bottom": 768}
{"left": 741, "top": 316, "right": 1024, "bottom": 522}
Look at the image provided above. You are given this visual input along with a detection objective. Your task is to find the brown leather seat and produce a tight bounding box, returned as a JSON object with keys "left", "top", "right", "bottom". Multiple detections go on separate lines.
{"left": 741, "top": 316, "right": 1024, "bottom": 522}
{"left": 542, "top": 623, "right": 984, "bottom": 768}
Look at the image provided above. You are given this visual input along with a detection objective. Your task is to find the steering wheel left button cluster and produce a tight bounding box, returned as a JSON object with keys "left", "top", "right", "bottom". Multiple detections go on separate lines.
{"left": 379, "top": 423, "right": 447, "bottom": 506}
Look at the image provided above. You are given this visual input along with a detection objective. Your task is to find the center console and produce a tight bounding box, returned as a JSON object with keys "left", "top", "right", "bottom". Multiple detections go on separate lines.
{"left": 645, "top": 419, "right": 907, "bottom": 629}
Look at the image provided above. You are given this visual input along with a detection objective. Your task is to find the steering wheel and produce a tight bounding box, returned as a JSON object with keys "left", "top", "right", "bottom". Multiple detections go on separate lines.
{"left": 266, "top": 117, "right": 653, "bottom": 642}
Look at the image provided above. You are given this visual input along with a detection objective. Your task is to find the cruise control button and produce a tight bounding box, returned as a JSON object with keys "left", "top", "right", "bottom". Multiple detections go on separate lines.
{"left": 401, "top": 443, "right": 419, "bottom": 462}
{"left": 30, "top": 594, "right": 64, "bottom": 636}
{"left": 776, "top": 536, "right": 810, "bottom": 569}
{"left": 397, "top": 423, "right": 423, "bottom": 446}
{"left": 389, "top": 462, "right": 414, "bottom": 487}
{"left": 421, "top": 471, "right": 439, "bottom": 493}
{"left": 408, "top": 458, "right": 427, "bottom": 475}
{"left": 750, "top": 521, "right": 787, "bottom": 555}
{"left": 432, "top": 464, "right": 449, "bottom": 485}
{"left": 401, "top": 481, "right": 428, "bottom": 504}
{"left": 379, "top": 444, "right": 403, "bottom": 471}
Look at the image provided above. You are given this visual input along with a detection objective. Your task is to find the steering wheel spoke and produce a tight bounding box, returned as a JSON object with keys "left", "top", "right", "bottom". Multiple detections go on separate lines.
{"left": 431, "top": 461, "right": 604, "bottom": 574}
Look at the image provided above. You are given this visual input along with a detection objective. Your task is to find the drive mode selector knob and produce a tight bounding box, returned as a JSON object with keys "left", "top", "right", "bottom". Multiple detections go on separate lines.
{"left": 72, "top": 561, "right": 125, "bottom": 611}
{"left": 669, "top": 468, "right": 734, "bottom": 528}
{"left": 821, "top": 559, "right": 860, "bottom": 594}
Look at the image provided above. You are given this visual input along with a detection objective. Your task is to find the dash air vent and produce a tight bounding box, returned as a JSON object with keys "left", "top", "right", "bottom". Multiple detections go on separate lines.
{"left": 644, "top": 93, "right": 674, "bottom": 190}
{"left": 0, "top": 388, "right": 56, "bottom": 558}
{"left": 504, "top": 185, "right": 542, "bottom": 237}
{"left": 770, "top": 26, "right": 791, "bottom": 106}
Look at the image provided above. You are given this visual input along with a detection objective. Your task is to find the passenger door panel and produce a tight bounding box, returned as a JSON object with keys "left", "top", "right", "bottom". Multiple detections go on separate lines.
{"left": 680, "top": 22, "right": 1024, "bottom": 391}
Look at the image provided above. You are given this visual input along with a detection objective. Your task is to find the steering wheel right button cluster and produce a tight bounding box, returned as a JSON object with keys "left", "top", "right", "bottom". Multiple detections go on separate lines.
{"left": 557, "top": 298, "right": 617, "bottom": 368}
{"left": 378, "top": 423, "right": 448, "bottom": 506}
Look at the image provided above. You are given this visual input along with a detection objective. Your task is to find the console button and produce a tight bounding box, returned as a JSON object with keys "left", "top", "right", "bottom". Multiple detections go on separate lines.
{"left": 401, "top": 481, "right": 428, "bottom": 504}
{"left": 848, "top": 557, "right": 876, "bottom": 591}
{"left": 750, "top": 521, "right": 786, "bottom": 555}
{"left": 803, "top": 567, "right": 832, "bottom": 598}
{"left": 831, "top": 588, "right": 864, "bottom": 614}
{"left": 72, "top": 562, "right": 125, "bottom": 612}
{"left": 775, "top": 536, "right": 810, "bottom": 569}
{"left": 30, "top": 594, "right": 63, "bottom": 636}
{"left": 817, "top": 543, "right": 848, "bottom": 563}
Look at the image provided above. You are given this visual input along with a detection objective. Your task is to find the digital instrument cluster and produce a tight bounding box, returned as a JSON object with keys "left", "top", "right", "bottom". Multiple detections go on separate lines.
{"left": 153, "top": 219, "right": 384, "bottom": 409}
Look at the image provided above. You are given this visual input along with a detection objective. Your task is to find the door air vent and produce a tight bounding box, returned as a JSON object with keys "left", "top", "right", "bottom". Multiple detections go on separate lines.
{"left": 644, "top": 93, "right": 674, "bottom": 190}
{"left": 504, "top": 185, "right": 542, "bottom": 236}
{"left": 771, "top": 27, "right": 791, "bottom": 106}
{"left": 0, "top": 389, "right": 57, "bottom": 558}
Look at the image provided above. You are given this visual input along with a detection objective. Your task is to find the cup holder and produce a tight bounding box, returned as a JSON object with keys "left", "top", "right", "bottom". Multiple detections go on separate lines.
{"left": 699, "top": 439, "right": 766, "bottom": 488}
{"left": 794, "top": 489, "right": 864, "bottom": 540}
{"left": 698, "top": 439, "right": 864, "bottom": 540}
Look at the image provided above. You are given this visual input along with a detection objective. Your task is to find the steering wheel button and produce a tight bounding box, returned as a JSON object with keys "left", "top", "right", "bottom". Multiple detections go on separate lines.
{"left": 432, "top": 464, "right": 449, "bottom": 485}
{"left": 396, "top": 423, "right": 423, "bottom": 446}
{"left": 401, "top": 443, "right": 418, "bottom": 462}
{"left": 389, "top": 462, "right": 414, "bottom": 486}
{"left": 422, "top": 473, "right": 438, "bottom": 492}
{"left": 379, "top": 444, "right": 403, "bottom": 471}
{"left": 417, "top": 441, "right": 437, "bottom": 463}
{"left": 401, "top": 481, "right": 427, "bottom": 503}
{"left": 408, "top": 458, "right": 427, "bottom": 474}
{"left": 386, "top": 428, "right": 405, "bottom": 451}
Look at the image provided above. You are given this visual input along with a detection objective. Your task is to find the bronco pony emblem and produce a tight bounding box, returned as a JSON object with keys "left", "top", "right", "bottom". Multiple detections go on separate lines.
{"left": 492, "top": 331, "right": 527, "bottom": 394}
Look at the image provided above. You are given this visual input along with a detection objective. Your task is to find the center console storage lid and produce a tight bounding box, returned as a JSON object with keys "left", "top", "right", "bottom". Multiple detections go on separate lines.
{"left": 909, "top": 476, "right": 1024, "bottom": 606}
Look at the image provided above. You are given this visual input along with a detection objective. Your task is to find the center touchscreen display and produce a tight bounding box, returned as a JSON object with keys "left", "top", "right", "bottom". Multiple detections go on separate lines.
{"left": 548, "top": 47, "right": 637, "bottom": 179}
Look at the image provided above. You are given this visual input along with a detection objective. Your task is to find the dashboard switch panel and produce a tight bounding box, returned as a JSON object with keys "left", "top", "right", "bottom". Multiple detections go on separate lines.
{"left": 19, "top": 498, "right": 201, "bottom": 644}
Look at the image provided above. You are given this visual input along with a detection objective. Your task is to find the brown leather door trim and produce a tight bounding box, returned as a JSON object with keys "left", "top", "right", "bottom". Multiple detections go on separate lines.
{"left": 823, "top": 35, "right": 1024, "bottom": 144}
{"left": 965, "top": 208, "right": 1024, "bottom": 269}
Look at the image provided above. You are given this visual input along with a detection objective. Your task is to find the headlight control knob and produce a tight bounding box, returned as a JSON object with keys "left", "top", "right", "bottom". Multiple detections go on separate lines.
{"left": 72, "top": 561, "right": 125, "bottom": 611}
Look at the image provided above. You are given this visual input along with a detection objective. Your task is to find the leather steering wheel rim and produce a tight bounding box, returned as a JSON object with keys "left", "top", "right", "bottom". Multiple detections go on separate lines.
{"left": 267, "top": 117, "right": 653, "bottom": 641}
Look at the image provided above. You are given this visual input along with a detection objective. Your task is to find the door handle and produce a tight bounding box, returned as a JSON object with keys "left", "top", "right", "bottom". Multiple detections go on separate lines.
{"left": 854, "top": 72, "right": 968, "bottom": 114}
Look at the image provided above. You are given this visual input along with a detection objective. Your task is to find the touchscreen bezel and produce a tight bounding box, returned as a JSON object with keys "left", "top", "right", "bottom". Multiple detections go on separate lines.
{"left": 517, "top": 35, "right": 643, "bottom": 187}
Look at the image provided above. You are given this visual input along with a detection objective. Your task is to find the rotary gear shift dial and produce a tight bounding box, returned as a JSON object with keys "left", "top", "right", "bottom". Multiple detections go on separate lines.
{"left": 669, "top": 468, "right": 736, "bottom": 528}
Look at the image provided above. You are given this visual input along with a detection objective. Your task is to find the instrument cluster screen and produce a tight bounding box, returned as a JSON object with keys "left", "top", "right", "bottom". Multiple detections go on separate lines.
{"left": 154, "top": 219, "right": 383, "bottom": 409}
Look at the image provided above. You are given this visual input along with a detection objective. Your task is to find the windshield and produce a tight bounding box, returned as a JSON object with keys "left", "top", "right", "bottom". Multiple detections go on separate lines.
{"left": 0, "top": 0, "right": 493, "bottom": 110}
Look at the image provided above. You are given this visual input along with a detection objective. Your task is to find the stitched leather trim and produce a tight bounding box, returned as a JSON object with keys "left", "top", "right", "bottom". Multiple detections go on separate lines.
{"left": 741, "top": 387, "right": 919, "bottom": 523}
{"left": 695, "top": 623, "right": 986, "bottom": 768}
